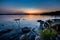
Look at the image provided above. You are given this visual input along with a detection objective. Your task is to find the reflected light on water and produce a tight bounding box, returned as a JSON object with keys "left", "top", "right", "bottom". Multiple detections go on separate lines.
{"left": 22, "top": 15, "right": 54, "bottom": 21}
{"left": 22, "top": 15, "right": 40, "bottom": 20}
{"left": 0, "top": 15, "right": 58, "bottom": 22}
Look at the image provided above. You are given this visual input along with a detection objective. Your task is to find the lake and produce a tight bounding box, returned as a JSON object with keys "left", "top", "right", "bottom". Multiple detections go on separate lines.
{"left": 0, "top": 15, "right": 60, "bottom": 40}
{"left": 0, "top": 15, "right": 60, "bottom": 29}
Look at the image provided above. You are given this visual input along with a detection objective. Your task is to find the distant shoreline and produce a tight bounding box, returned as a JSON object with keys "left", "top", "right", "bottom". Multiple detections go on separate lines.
{"left": 0, "top": 11, "right": 60, "bottom": 16}
{"left": 0, "top": 14, "right": 60, "bottom": 16}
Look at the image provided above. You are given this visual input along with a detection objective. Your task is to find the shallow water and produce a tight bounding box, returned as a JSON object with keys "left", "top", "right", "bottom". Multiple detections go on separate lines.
{"left": 0, "top": 15, "right": 60, "bottom": 40}
{"left": 0, "top": 15, "right": 60, "bottom": 28}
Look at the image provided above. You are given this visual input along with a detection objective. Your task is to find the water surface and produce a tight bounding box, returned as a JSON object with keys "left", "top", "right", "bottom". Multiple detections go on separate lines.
{"left": 0, "top": 15, "right": 60, "bottom": 29}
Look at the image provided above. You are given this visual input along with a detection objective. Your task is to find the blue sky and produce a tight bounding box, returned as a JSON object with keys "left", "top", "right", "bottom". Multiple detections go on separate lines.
{"left": 0, "top": 0, "right": 60, "bottom": 12}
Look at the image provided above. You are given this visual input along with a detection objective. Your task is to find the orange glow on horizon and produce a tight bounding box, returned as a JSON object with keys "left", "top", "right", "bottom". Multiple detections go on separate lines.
{"left": 14, "top": 8, "right": 47, "bottom": 14}
{"left": 24, "top": 10, "right": 41, "bottom": 13}
{"left": 2, "top": 8, "right": 48, "bottom": 14}
{"left": 21, "top": 9, "right": 45, "bottom": 14}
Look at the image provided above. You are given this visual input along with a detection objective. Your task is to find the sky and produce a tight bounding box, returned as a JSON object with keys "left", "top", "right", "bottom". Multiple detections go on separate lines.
{"left": 0, "top": 0, "right": 60, "bottom": 13}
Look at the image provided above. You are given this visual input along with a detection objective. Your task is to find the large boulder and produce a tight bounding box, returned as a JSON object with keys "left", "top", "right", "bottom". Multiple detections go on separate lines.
{"left": 22, "top": 27, "right": 31, "bottom": 33}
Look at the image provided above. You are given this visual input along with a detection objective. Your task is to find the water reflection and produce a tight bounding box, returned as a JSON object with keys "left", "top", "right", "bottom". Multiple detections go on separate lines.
{"left": 0, "top": 15, "right": 60, "bottom": 40}
{"left": 0, "top": 15, "right": 60, "bottom": 28}
{"left": 0, "top": 15, "right": 57, "bottom": 21}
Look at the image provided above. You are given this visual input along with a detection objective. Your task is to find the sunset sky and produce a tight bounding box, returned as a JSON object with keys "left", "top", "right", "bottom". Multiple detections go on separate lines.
{"left": 0, "top": 0, "right": 60, "bottom": 14}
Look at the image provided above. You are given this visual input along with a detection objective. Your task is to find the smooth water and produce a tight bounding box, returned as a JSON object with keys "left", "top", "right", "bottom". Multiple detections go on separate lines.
{"left": 0, "top": 15, "right": 60, "bottom": 29}
{"left": 0, "top": 15, "right": 60, "bottom": 40}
